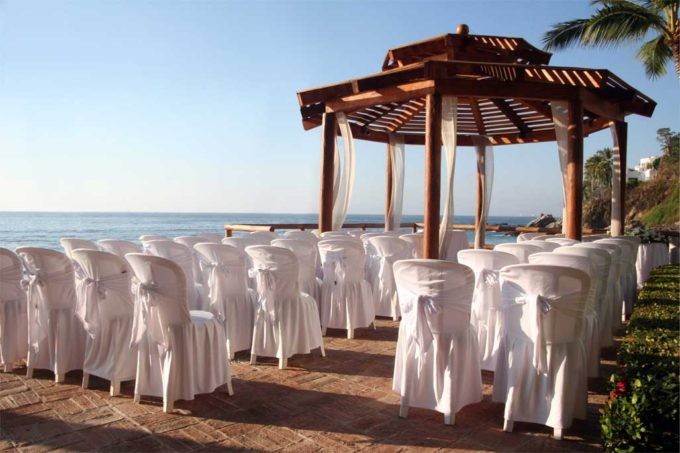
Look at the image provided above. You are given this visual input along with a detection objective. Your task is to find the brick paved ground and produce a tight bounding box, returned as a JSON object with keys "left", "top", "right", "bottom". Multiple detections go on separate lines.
{"left": 0, "top": 319, "right": 615, "bottom": 452}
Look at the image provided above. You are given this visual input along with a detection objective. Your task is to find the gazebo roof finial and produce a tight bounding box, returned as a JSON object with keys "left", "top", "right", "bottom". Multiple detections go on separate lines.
{"left": 456, "top": 23, "right": 469, "bottom": 35}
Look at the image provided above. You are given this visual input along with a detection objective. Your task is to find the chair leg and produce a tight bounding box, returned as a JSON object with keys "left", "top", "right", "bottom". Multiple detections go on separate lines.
{"left": 553, "top": 428, "right": 563, "bottom": 440}
{"left": 226, "top": 378, "right": 234, "bottom": 396}
{"left": 320, "top": 342, "right": 326, "bottom": 358}
{"left": 373, "top": 322, "right": 377, "bottom": 331}
{"left": 3, "top": 364, "right": 10, "bottom": 373}
{"left": 26, "top": 367, "right": 33, "bottom": 379}
{"left": 444, "top": 412, "right": 455, "bottom": 425}
{"left": 250, "top": 354, "right": 257, "bottom": 365}
{"left": 55, "top": 373, "right": 65, "bottom": 383}
{"left": 392, "top": 315, "right": 398, "bottom": 321}
{"left": 399, "top": 396, "right": 409, "bottom": 418}
{"left": 110, "top": 380, "right": 121, "bottom": 397}
{"left": 163, "top": 398, "right": 174, "bottom": 413}
{"left": 279, "top": 357, "right": 287, "bottom": 369}
{"left": 82, "top": 373, "right": 90, "bottom": 389}
{"left": 133, "top": 393, "right": 141, "bottom": 403}
{"left": 347, "top": 329, "right": 354, "bottom": 340}
{"left": 503, "top": 419, "right": 514, "bottom": 433}
{"left": 321, "top": 326, "right": 327, "bottom": 336}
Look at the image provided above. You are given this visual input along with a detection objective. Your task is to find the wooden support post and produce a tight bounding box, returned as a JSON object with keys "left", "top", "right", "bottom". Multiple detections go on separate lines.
{"left": 474, "top": 145, "right": 486, "bottom": 249}
{"left": 319, "top": 112, "right": 336, "bottom": 233}
{"left": 385, "top": 143, "right": 393, "bottom": 231}
{"left": 565, "top": 99, "right": 584, "bottom": 240}
{"left": 611, "top": 121, "right": 628, "bottom": 236}
{"left": 424, "top": 93, "right": 442, "bottom": 259}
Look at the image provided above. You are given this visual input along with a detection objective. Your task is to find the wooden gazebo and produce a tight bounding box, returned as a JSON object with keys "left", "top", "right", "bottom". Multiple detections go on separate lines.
{"left": 296, "top": 25, "right": 655, "bottom": 259}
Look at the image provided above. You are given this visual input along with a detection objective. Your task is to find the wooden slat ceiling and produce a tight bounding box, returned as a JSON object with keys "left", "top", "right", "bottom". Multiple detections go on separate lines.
{"left": 298, "top": 31, "right": 656, "bottom": 146}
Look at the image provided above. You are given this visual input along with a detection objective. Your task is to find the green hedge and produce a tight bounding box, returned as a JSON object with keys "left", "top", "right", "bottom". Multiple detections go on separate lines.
{"left": 601, "top": 265, "right": 679, "bottom": 452}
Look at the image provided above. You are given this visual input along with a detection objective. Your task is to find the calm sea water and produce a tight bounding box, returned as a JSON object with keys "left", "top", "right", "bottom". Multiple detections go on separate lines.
{"left": 0, "top": 212, "right": 532, "bottom": 251}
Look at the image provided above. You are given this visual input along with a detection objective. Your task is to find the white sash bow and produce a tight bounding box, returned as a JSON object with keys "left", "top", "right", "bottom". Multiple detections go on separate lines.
{"left": 323, "top": 251, "right": 347, "bottom": 288}
{"left": 472, "top": 268, "right": 499, "bottom": 322}
{"left": 75, "top": 272, "right": 130, "bottom": 338}
{"left": 24, "top": 268, "right": 73, "bottom": 351}
{"left": 131, "top": 281, "right": 171, "bottom": 350}
{"left": 402, "top": 294, "right": 442, "bottom": 354}
{"left": 251, "top": 267, "right": 277, "bottom": 321}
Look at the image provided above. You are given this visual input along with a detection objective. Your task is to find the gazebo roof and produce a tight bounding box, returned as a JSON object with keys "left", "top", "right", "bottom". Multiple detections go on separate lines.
{"left": 297, "top": 26, "right": 656, "bottom": 147}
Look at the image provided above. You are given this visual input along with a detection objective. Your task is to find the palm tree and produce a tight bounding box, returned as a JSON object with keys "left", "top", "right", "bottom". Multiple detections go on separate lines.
{"left": 585, "top": 148, "right": 614, "bottom": 200}
{"left": 543, "top": 0, "right": 680, "bottom": 80}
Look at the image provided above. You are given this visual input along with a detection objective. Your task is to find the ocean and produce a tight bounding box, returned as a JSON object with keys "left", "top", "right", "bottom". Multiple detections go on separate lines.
{"left": 0, "top": 212, "right": 533, "bottom": 251}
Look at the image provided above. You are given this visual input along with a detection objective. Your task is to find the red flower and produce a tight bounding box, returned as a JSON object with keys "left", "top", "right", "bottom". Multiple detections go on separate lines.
{"left": 610, "top": 390, "right": 618, "bottom": 399}
{"left": 616, "top": 381, "right": 626, "bottom": 393}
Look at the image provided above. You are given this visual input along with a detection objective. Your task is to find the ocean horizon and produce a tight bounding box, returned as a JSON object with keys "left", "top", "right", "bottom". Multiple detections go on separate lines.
{"left": 0, "top": 211, "right": 534, "bottom": 251}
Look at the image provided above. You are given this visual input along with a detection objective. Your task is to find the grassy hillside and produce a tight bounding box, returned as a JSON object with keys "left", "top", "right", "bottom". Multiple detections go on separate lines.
{"left": 626, "top": 150, "right": 679, "bottom": 228}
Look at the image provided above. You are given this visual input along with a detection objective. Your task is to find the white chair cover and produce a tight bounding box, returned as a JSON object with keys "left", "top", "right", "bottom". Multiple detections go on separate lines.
{"left": 139, "top": 235, "right": 170, "bottom": 251}
{"left": 582, "top": 234, "right": 609, "bottom": 242}
{"left": 392, "top": 259, "right": 482, "bottom": 422}
{"left": 249, "top": 231, "right": 279, "bottom": 245}
{"left": 577, "top": 242, "right": 624, "bottom": 330}
{"left": 361, "top": 232, "right": 390, "bottom": 290}
{"left": 97, "top": 239, "right": 142, "bottom": 258}
{"left": 174, "top": 236, "right": 210, "bottom": 287}
{"left": 15, "top": 247, "right": 86, "bottom": 382}
{"left": 493, "top": 243, "right": 542, "bottom": 263}
{"left": 517, "top": 233, "right": 543, "bottom": 242}
{"left": 245, "top": 246, "right": 324, "bottom": 367}
{"left": 145, "top": 240, "right": 207, "bottom": 311}
{"left": 317, "top": 239, "right": 375, "bottom": 338}
{"left": 271, "top": 239, "right": 321, "bottom": 304}
{"left": 126, "top": 253, "right": 232, "bottom": 412}
{"left": 0, "top": 248, "right": 28, "bottom": 370}
{"left": 194, "top": 243, "right": 255, "bottom": 359}
{"left": 400, "top": 233, "right": 424, "bottom": 259}
{"left": 368, "top": 236, "right": 411, "bottom": 320}
{"left": 222, "top": 237, "right": 260, "bottom": 290}
{"left": 71, "top": 250, "right": 137, "bottom": 394}
{"left": 533, "top": 234, "right": 565, "bottom": 241}
{"left": 283, "top": 230, "right": 319, "bottom": 243}
{"left": 320, "top": 231, "right": 360, "bottom": 241}
{"left": 60, "top": 238, "right": 98, "bottom": 259}
{"left": 493, "top": 264, "right": 589, "bottom": 431}
{"left": 198, "top": 233, "right": 225, "bottom": 243}
{"left": 528, "top": 252, "right": 600, "bottom": 377}
{"left": 545, "top": 238, "right": 580, "bottom": 246}
{"left": 457, "top": 249, "right": 519, "bottom": 371}
{"left": 521, "top": 240, "right": 561, "bottom": 252}
{"left": 597, "top": 238, "right": 637, "bottom": 318}
{"left": 556, "top": 245, "right": 614, "bottom": 347}
{"left": 636, "top": 242, "right": 670, "bottom": 287}
{"left": 442, "top": 231, "right": 469, "bottom": 262}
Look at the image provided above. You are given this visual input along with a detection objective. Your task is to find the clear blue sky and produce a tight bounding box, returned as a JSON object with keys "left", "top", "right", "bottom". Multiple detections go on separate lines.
{"left": 0, "top": 0, "right": 677, "bottom": 217}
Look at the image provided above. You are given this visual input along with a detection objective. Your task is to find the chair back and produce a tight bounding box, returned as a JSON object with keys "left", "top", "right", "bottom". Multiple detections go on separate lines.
{"left": 458, "top": 249, "right": 519, "bottom": 275}
{"left": 321, "top": 231, "right": 357, "bottom": 240}
{"left": 533, "top": 234, "right": 565, "bottom": 241}
{"left": 60, "top": 238, "right": 98, "bottom": 259}
{"left": 16, "top": 247, "right": 76, "bottom": 311}
{"left": 246, "top": 245, "right": 300, "bottom": 302}
{"left": 493, "top": 243, "right": 542, "bottom": 263}
{"left": 144, "top": 240, "right": 195, "bottom": 294}
{"left": 442, "top": 230, "right": 469, "bottom": 262}
{"left": 174, "top": 236, "right": 210, "bottom": 280}
{"left": 283, "top": 230, "right": 319, "bottom": 243}
{"left": 393, "top": 259, "right": 475, "bottom": 338}
{"left": 499, "top": 264, "right": 589, "bottom": 368}
{"left": 0, "top": 248, "right": 24, "bottom": 303}
{"left": 596, "top": 239, "right": 635, "bottom": 266}
{"left": 545, "top": 238, "right": 580, "bottom": 246}
{"left": 249, "top": 231, "right": 279, "bottom": 245}
{"left": 194, "top": 243, "right": 249, "bottom": 318}
{"left": 399, "top": 233, "right": 424, "bottom": 258}
{"left": 221, "top": 236, "right": 255, "bottom": 251}
{"left": 367, "top": 236, "right": 410, "bottom": 263}
{"left": 582, "top": 234, "right": 609, "bottom": 242}
{"left": 271, "top": 239, "right": 317, "bottom": 285}
{"left": 97, "top": 239, "right": 142, "bottom": 258}
{"left": 521, "top": 240, "right": 560, "bottom": 252}
{"left": 197, "top": 233, "right": 224, "bottom": 243}
{"left": 517, "top": 232, "right": 543, "bottom": 242}
{"left": 318, "top": 239, "right": 366, "bottom": 284}
{"left": 126, "top": 254, "right": 191, "bottom": 349}
{"left": 528, "top": 252, "right": 596, "bottom": 311}
{"left": 70, "top": 249, "right": 133, "bottom": 335}
{"left": 139, "top": 234, "right": 169, "bottom": 243}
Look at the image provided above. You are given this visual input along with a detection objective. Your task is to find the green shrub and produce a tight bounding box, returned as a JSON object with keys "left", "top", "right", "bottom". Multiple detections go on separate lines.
{"left": 601, "top": 265, "right": 680, "bottom": 452}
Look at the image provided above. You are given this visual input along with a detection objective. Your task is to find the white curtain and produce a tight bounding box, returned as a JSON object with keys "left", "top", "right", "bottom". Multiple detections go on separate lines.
{"left": 472, "top": 135, "right": 494, "bottom": 249}
{"left": 385, "top": 134, "right": 405, "bottom": 231}
{"left": 332, "top": 112, "right": 356, "bottom": 231}
{"left": 551, "top": 101, "right": 569, "bottom": 235}
{"left": 439, "top": 96, "right": 458, "bottom": 258}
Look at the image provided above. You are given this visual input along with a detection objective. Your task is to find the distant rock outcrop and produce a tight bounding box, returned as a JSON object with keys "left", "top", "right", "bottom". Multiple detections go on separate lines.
{"left": 526, "top": 213, "right": 561, "bottom": 229}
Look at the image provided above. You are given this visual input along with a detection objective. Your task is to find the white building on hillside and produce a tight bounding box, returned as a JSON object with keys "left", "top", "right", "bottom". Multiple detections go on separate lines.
{"left": 627, "top": 155, "right": 658, "bottom": 183}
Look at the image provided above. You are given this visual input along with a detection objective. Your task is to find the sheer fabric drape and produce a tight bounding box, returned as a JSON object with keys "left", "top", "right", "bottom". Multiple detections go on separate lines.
{"left": 386, "top": 134, "right": 405, "bottom": 231}
{"left": 331, "top": 112, "right": 356, "bottom": 231}
{"left": 439, "top": 96, "right": 458, "bottom": 257}
{"left": 472, "top": 136, "right": 494, "bottom": 249}
{"left": 551, "top": 101, "right": 569, "bottom": 234}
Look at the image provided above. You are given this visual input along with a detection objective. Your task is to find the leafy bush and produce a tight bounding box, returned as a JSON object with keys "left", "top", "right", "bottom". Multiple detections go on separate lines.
{"left": 601, "top": 265, "right": 680, "bottom": 452}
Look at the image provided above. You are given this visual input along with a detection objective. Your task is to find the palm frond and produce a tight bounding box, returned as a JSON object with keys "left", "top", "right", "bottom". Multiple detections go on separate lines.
{"left": 543, "top": 19, "right": 590, "bottom": 50}
{"left": 636, "top": 34, "right": 673, "bottom": 77}
{"left": 582, "top": 3, "right": 665, "bottom": 46}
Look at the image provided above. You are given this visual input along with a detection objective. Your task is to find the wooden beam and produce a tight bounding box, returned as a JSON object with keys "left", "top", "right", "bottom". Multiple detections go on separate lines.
{"left": 580, "top": 88, "right": 624, "bottom": 121}
{"left": 424, "top": 93, "right": 442, "bottom": 259}
{"left": 469, "top": 98, "right": 486, "bottom": 134}
{"left": 565, "top": 99, "right": 584, "bottom": 240}
{"left": 610, "top": 121, "right": 628, "bottom": 236}
{"left": 491, "top": 98, "right": 528, "bottom": 135}
{"left": 319, "top": 112, "right": 336, "bottom": 232}
{"left": 519, "top": 99, "right": 553, "bottom": 120}
{"left": 325, "top": 80, "right": 435, "bottom": 114}
{"left": 386, "top": 99, "right": 425, "bottom": 132}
